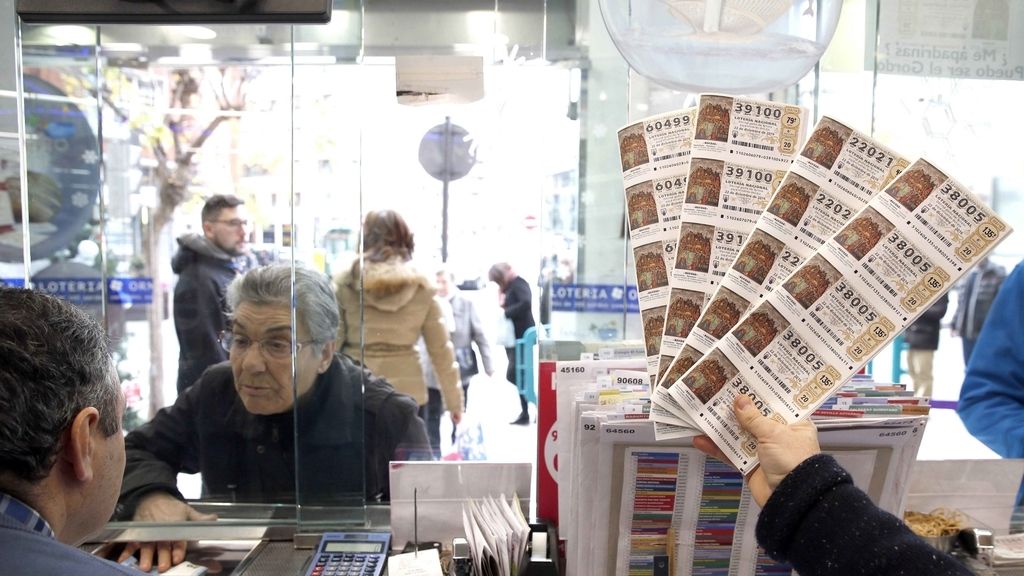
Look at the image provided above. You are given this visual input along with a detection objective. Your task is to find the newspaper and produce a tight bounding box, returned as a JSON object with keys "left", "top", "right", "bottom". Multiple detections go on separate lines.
{"left": 650, "top": 95, "right": 809, "bottom": 429}
{"left": 653, "top": 119, "right": 911, "bottom": 435}
{"left": 664, "top": 159, "right": 1012, "bottom": 473}
{"left": 617, "top": 108, "right": 696, "bottom": 386}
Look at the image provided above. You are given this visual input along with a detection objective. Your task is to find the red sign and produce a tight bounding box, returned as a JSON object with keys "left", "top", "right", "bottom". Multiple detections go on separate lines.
{"left": 536, "top": 361, "right": 558, "bottom": 524}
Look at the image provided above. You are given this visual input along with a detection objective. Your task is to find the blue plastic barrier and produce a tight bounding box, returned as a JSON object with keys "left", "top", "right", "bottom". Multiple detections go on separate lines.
{"left": 515, "top": 326, "right": 541, "bottom": 405}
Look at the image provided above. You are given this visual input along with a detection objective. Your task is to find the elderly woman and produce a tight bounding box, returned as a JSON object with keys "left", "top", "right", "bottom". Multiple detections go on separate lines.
{"left": 117, "top": 264, "right": 427, "bottom": 571}
{"left": 335, "top": 210, "right": 464, "bottom": 428}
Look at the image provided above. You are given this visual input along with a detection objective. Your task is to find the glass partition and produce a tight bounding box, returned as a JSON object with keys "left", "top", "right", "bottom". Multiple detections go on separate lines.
{"left": 7, "top": 0, "right": 581, "bottom": 535}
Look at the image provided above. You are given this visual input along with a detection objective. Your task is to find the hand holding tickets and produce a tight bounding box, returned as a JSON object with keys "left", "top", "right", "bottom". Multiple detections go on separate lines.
{"left": 694, "top": 395, "right": 819, "bottom": 506}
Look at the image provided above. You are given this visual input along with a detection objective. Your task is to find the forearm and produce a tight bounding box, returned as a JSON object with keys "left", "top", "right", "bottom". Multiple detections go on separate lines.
{"left": 116, "top": 455, "right": 184, "bottom": 520}
{"left": 757, "top": 455, "right": 969, "bottom": 575}
{"left": 959, "top": 265, "right": 1024, "bottom": 456}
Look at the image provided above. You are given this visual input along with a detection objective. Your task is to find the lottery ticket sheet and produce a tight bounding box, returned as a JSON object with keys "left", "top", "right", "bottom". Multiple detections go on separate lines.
{"left": 617, "top": 108, "right": 696, "bottom": 387}
{"left": 650, "top": 95, "right": 809, "bottom": 428}
{"left": 652, "top": 118, "right": 911, "bottom": 435}
{"left": 662, "top": 159, "right": 1012, "bottom": 473}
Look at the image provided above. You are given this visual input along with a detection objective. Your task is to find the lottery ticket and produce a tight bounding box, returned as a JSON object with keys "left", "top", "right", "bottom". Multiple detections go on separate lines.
{"left": 617, "top": 108, "right": 697, "bottom": 386}
{"left": 666, "top": 159, "right": 1012, "bottom": 472}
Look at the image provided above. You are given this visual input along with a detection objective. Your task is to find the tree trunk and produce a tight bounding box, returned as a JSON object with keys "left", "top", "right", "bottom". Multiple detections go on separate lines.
{"left": 144, "top": 212, "right": 165, "bottom": 418}
{"left": 143, "top": 177, "right": 186, "bottom": 417}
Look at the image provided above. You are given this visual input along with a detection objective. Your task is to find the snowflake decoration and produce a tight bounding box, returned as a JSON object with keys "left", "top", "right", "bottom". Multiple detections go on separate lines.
{"left": 81, "top": 149, "right": 99, "bottom": 165}
{"left": 71, "top": 192, "right": 89, "bottom": 208}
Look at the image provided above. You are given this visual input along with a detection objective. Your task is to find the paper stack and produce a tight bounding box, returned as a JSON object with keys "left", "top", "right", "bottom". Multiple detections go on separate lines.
{"left": 551, "top": 358, "right": 929, "bottom": 576}
{"left": 461, "top": 494, "right": 531, "bottom": 576}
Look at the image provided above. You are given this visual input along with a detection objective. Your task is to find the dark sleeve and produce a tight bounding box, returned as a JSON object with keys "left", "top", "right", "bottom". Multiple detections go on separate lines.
{"left": 398, "top": 406, "right": 429, "bottom": 454}
{"left": 174, "top": 272, "right": 229, "bottom": 389}
{"left": 918, "top": 292, "right": 949, "bottom": 323}
{"left": 115, "top": 383, "right": 204, "bottom": 519}
{"left": 757, "top": 454, "right": 970, "bottom": 576}
{"left": 503, "top": 279, "right": 534, "bottom": 336}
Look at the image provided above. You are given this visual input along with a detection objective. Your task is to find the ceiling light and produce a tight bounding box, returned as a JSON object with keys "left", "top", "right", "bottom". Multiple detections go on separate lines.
{"left": 177, "top": 26, "right": 217, "bottom": 40}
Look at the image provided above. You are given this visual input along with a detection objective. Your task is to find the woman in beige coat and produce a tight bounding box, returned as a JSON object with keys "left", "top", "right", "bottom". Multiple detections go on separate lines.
{"left": 335, "top": 210, "right": 463, "bottom": 426}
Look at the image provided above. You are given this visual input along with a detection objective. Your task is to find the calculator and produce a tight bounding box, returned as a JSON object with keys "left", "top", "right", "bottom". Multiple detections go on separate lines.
{"left": 304, "top": 532, "right": 391, "bottom": 576}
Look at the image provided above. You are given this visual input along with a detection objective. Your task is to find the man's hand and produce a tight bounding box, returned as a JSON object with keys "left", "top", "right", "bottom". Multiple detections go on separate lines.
{"left": 116, "top": 492, "right": 217, "bottom": 573}
{"left": 693, "top": 395, "right": 820, "bottom": 507}
{"left": 450, "top": 411, "right": 463, "bottom": 426}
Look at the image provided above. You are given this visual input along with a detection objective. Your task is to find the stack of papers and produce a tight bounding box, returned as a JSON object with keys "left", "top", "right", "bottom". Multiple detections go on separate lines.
{"left": 551, "top": 370, "right": 928, "bottom": 576}
{"left": 994, "top": 533, "right": 1024, "bottom": 567}
{"left": 461, "top": 494, "right": 530, "bottom": 576}
{"left": 814, "top": 377, "right": 931, "bottom": 418}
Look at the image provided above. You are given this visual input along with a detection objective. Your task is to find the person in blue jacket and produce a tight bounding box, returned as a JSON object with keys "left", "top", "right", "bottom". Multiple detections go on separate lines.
{"left": 959, "top": 259, "right": 1024, "bottom": 461}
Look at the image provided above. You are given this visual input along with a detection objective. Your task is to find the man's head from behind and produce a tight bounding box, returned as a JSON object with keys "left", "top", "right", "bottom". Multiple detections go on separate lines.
{"left": 201, "top": 194, "right": 249, "bottom": 256}
{"left": 0, "top": 287, "right": 124, "bottom": 544}
{"left": 225, "top": 264, "right": 339, "bottom": 415}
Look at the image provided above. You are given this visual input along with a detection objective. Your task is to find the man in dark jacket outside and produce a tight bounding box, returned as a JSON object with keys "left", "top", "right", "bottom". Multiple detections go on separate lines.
{"left": 952, "top": 256, "right": 1006, "bottom": 364}
{"left": 172, "top": 194, "right": 257, "bottom": 393}
{"left": 116, "top": 265, "right": 428, "bottom": 573}
{"left": 904, "top": 292, "right": 949, "bottom": 398}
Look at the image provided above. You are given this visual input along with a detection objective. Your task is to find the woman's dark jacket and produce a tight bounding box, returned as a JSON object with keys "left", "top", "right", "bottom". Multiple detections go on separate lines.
{"left": 116, "top": 354, "right": 428, "bottom": 519}
{"left": 503, "top": 276, "right": 536, "bottom": 340}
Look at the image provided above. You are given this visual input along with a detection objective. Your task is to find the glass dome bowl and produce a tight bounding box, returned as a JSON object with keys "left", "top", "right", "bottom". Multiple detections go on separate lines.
{"left": 599, "top": 0, "right": 844, "bottom": 94}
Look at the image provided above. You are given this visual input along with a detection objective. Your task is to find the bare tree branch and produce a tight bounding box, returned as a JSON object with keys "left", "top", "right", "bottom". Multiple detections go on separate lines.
{"left": 181, "top": 115, "right": 228, "bottom": 166}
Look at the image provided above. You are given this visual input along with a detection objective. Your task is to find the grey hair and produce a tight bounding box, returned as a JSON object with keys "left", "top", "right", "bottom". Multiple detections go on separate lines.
{"left": 0, "top": 287, "right": 119, "bottom": 483}
{"left": 226, "top": 264, "right": 340, "bottom": 344}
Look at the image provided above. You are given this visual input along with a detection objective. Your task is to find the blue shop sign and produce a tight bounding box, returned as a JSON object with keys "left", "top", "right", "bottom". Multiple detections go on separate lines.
{"left": 0, "top": 278, "right": 26, "bottom": 288}
{"left": 107, "top": 277, "right": 154, "bottom": 305}
{"left": 551, "top": 283, "right": 639, "bottom": 314}
{"left": 31, "top": 277, "right": 153, "bottom": 306}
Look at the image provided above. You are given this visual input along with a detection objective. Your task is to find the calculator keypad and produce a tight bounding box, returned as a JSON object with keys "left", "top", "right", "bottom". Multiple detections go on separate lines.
{"left": 311, "top": 553, "right": 381, "bottom": 576}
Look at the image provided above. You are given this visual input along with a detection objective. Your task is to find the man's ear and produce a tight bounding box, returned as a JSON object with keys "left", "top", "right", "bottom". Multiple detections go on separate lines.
{"left": 201, "top": 219, "right": 215, "bottom": 239}
{"left": 318, "top": 340, "right": 336, "bottom": 374}
{"left": 63, "top": 407, "right": 100, "bottom": 483}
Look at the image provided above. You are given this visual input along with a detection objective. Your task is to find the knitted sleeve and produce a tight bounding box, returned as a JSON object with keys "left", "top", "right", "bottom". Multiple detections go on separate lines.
{"left": 756, "top": 454, "right": 971, "bottom": 576}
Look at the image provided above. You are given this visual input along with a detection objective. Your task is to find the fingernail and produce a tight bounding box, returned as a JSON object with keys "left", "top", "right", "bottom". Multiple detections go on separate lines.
{"left": 735, "top": 395, "right": 753, "bottom": 411}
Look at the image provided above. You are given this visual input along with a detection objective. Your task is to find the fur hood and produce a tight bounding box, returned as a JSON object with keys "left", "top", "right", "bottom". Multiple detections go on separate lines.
{"left": 337, "top": 257, "right": 435, "bottom": 312}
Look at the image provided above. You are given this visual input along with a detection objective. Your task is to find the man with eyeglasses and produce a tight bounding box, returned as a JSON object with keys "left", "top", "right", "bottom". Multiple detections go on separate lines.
{"left": 115, "top": 264, "right": 428, "bottom": 573}
{"left": 172, "top": 194, "right": 258, "bottom": 393}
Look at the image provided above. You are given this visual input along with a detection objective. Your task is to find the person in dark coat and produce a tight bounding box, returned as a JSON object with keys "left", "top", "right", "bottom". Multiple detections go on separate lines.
{"left": 116, "top": 264, "right": 428, "bottom": 573}
{"left": 0, "top": 287, "right": 134, "bottom": 576}
{"left": 952, "top": 257, "right": 1006, "bottom": 364}
{"left": 489, "top": 262, "right": 536, "bottom": 425}
{"left": 904, "top": 292, "right": 949, "bottom": 398}
{"left": 172, "top": 194, "right": 256, "bottom": 393}
{"left": 694, "top": 396, "right": 970, "bottom": 576}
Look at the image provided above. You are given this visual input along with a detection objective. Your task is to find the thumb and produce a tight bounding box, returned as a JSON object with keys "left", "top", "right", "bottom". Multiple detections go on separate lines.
{"left": 733, "top": 395, "right": 776, "bottom": 440}
{"left": 186, "top": 506, "right": 218, "bottom": 522}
